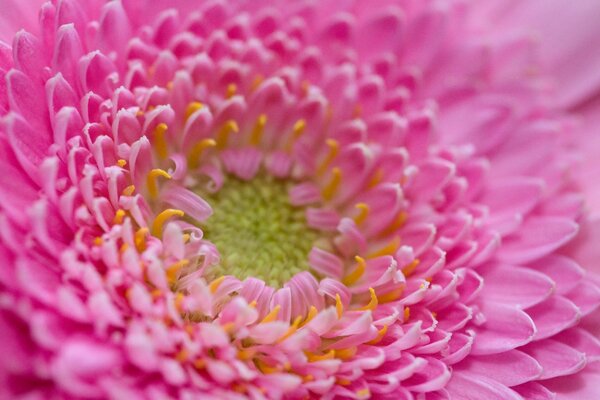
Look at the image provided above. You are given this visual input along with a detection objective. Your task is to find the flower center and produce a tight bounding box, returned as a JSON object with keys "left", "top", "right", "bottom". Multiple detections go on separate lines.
{"left": 199, "top": 174, "right": 320, "bottom": 286}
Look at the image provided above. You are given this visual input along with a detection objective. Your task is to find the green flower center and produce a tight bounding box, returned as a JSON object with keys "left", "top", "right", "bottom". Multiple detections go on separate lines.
{"left": 199, "top": 174, "right": 320, "bottom": 286}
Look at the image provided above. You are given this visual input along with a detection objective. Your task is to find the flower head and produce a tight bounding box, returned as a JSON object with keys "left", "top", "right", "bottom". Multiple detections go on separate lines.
{"left": 1, "top": 0, "right": 600, "bottom": 399}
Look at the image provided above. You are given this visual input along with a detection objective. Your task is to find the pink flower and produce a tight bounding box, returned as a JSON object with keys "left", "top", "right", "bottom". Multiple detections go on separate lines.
{"left": 1, "top": 1, "right": 600, "bottom": 399}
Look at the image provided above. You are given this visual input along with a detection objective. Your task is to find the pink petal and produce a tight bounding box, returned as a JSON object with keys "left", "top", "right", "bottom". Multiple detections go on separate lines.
{"left": 524, "top": 339, "right": 586, "bottom": 380}
{"left": 479, "top": 263, "right": 554, "bottom": 309}
{"left": 445, "top": 371, "right": 522, "bottom": 400}
{"left": 498, "top": 217, "right": 579, "bottom": 264}
{"left": 458, "top": 350, "right": 542, "bottom": 386}
{"left": 471, "top": 302, "right": 536, "bottom": 355}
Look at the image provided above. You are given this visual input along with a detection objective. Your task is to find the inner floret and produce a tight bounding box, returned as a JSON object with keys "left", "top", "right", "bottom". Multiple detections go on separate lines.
{"left": 198, "top": 173, "right": 321, "bottom": 286}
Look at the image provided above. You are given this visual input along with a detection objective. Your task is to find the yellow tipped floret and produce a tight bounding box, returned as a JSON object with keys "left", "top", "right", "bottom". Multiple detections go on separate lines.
{"left": 317, "top": 139, "right": 339, "bottom": 175}
{"left": 335, "top": 293, "right": 343, "bottom": 319}
{"left": 367, "top": 325, "right": 388, "bottom": 345}
{"left": 113, "top": 209, "right": 126, "bottom": 225}
{"left": 367, "top": 236, "right": 401, "bottom": 258}
{"left": 342, "top": 255, "right": 367, "bottom": 286}
{"left": 250, "top": 114, "right": 268, "bottom": 146}
{"left": 185, "top": 102, "right": 204, "bottom": 120}
{"left": 151, "top": 208, "right": 184, "bottom": 237}
{"left": 353, "top": 203, "right": 370, "bottom": 225}
{"left": 305, "top": 349, "right": 335, "bottom": 362}
{"left": 146, "top": 168, "right": 172, "bottom": 199}
{"left": 134, "top": 227, "right": 149, "bottom": 251}
{"left": 153, "top": 123, "right": 169, "bottom": 160}
{"left": 260, "top": 305, "right": 281, "bottom": 323}
{"left": 358, "top": 288, "right": 378, "bottom": 311}
{"left": 226, "top": 83, "right": 237, "bottom": 98}
{"left": 216, "top": 120, "right": 239, "bottom": 149}
{"left": 188, "top": 138, "right": 217, "bottom": 169}
{"left": 209, "top": 276, "right": 226, "bottom": 294}
{"left": 322, "top": 167, "right": 342, "bottom": 201}
{"left": 166, "top": 259, "right": 189, "bottom": 283}
{"left": 122, "top": 185, "right": 135, "bottom": 196}
{"left": 402, "top": 259, "right": 421, "bottom": 277}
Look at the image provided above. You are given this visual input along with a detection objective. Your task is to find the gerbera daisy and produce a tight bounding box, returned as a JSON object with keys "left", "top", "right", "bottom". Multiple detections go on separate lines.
{"left": 1, "top": 1, "right": 600, "bottom": 399}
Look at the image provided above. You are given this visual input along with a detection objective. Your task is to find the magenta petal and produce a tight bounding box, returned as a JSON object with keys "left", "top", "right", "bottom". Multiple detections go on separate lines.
{"left": 527, "top": 296, "right": 581, "bottom": 340}
{"left": 498, "top": 217, "right": 579, "bottom": 264}
{"left": 445, "top": 372, "right": 522, "bottom": 400}
{"left": 6, "top": 68, "right": 49, "bottom": 131}
{"left": 2, "top": 112, "right": 51, "bottom": 182}
{"left": 513, "top": 381, "right": 556, "bottom": 400}
{"left": 524, "top": 339, "right": 586, "bottom": 380}
{"left": 479, "top": 263, "right": 554, "bottom": 309}
{"left": 471, "top": 302, "right": 536, "bottom": 355}
{"left": 543, "top": 363, "right": 600, "bottom": 399}
{"left": 458, "top": 350, "right": 542, "bottom": 387}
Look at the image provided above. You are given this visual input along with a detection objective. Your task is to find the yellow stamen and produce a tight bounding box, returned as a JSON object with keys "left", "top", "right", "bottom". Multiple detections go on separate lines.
{"left": 122, "top": 185, "right": 135, "bottom": 196}
{"left": 301, "top": 80, "right": 310, "bottom": 97}
{"left": 335, "top": 293, "right": 343, "bottom": 319}
{"left": 367, "top": 325, "right": 388, "bottom": 345}
{"left": 367, "top": 236, "right": 401, "bottom": 258}
{"left": 381, "top": 211, "right": 408, "bottom": 236}
{"left": 175, "top": 349, "right": 188, "bottom": 362}
{"left": 353, "top": 203, "right": 369, "bottom": 225}
{"left": 402, "top": 258, "right": 421, "bottom": 277}
{"left": 284, "top": 119, "right": 307, "bottom": 151}
{"left": 278, "top": 315, "right": 303, "bottom": 342}
{"left": 251, "top": 75, "right": 264, "bottom": 92}
{"left": 146, "top": 168, "right": 172, "bottom": 199}
{"left": 248, "top": 300, "right": 257, "bottom": 308}
{"left": 317, "top": 139, "right": 339, "bottom": 175}
{"left": 358, "top": 288, "right": 378, "bottom": 311}
{"left": 93, "top": 237, "right": 103, "bottom": 246}
{"left": 188, "top": 138, "right": 217, "bottom": 169}
{"left": 322, "top": 167, "right": 342, "bottom": 201}
{"left": 226, "top": 83, "right": 237, "bottom": 98}
{"left": 175, "top": 292, "right": 185, "bottom": 310}
{"left": 209, "top": 276, "right": 226, "bottom": 294}
{"left": 256, "top": 359, "right": 279, "bottom": 374}
{"left": 337, "top": 378, "right": 352, "bottom": 386}
{"left": 342, "top": 255, "right": 366, "bottom": 286}
{"left": 378, "top": 286, "right": 405, "bottom": 303}
{"left": 260, "top": 305, "right": 281, "bottom": 324}
{"left": 305, "top": 349, "right": 335, "bottom": 362}
{"left": 368, "top": 168, "right": 384, "bottom": 188}
{"left": 151, "top": 289, "right": 162, "bottom": 298}
{"left": 120, "top": 243, "right": 129, "bottom": 253}
{"left": 216, "top": 120, "right": 239, "bottom": 149}
{"left": 303, "top": 375, "right": 314, "bottom": 382}
{"left": 301, "top": 306, "right": 318, "bottom": 327}
{"left": 153, "top": 123, "right": 169, "bottom": 160}
{"left": 151, "top": 208, "right": 184, "bottom": 237}
{"left": 356, "top": 388, "right": 370, "bottom": 398}
{"left": 249, "top": 114, "right": 267, "bottom": 146}
{"left": 134, "top": 227, "right": 149, "bottom": 251}
{"left": 353, "top": 104, "right": 362, "bottom": 118}
{"left": 334, "top": 346, "right": 357, "bottom": 360}
{"left": 182, "top": 233, "right": 191, "bottom": 243}
{"left": 117, "top": 159, "right": 127, "bottom": 167}
{"left": 237, "top": 348, "right": 256, "bottom": 360}
{"left": 185, "top": 102, "right": 203, "bottom": 120}
{"left": 166, "top": 259, "right": 189, "bottom": 283}
{"left": 193, "top": 359, "right": 206, "bottom": 369}
{"left": 404, "top": 307, "right": 411, "bottom": 321}
{"left": 113, "top": 209, "right": 126, "bottom": 225}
